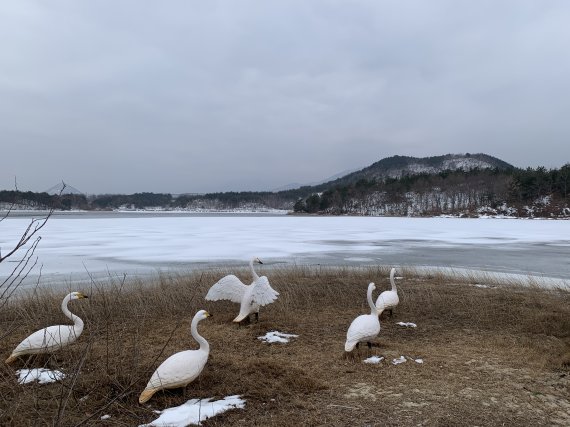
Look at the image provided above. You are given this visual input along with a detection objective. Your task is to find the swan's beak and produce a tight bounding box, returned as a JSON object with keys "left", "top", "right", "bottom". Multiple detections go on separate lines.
{"left": 77, "top": 292, "right": 88, "bottom": 299}
{"left": 205, "top": 311, "right": 212, "bottom": 317}
{"left": 258, "top": 260, "right": 264, "bottom": 264}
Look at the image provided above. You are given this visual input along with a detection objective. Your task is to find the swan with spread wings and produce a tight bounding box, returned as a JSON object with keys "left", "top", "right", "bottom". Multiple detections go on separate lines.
{"left": 205, "top": 257, "right": 279, "bottom": 323}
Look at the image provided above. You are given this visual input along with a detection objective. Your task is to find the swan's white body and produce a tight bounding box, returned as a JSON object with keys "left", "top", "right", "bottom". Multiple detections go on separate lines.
{"left": 139, "top": 310, "right": 211, "bottom": 404}
{"left": 205, "top": 257, "right": 279, "bottom": 323}
{"left": 5, "top": 292, "right": 88, "bottom": 364}
{"left": 345, "top": 283, "right": 381, "bottom": 352}
{"left": 375, "top": 268, "right": 399, "bottom": 316}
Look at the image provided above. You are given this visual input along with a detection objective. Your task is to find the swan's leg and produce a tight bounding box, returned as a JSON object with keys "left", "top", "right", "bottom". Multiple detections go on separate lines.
{"left": 255, "top": 312, "right": 259, "bottom": 322}
{"left": 389, "top": 309, "right": 393, "bottom": 317}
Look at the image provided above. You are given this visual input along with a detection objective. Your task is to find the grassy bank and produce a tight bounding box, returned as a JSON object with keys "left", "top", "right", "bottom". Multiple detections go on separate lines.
{"left": 1, "top": 266, "right": 569, "bottom": 426}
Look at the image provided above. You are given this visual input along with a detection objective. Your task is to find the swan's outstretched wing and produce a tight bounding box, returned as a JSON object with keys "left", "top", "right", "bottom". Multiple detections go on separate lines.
{"left": 251, "top": 276, "right": 279, "bottom": 306}
{"left": 205, "top": 275, "right": 247, "bottom": 303}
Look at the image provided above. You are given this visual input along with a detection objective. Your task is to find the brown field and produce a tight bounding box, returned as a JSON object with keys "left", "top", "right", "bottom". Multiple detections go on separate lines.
{"left": 1, "top": 266, "right": 569, "bottom": 426}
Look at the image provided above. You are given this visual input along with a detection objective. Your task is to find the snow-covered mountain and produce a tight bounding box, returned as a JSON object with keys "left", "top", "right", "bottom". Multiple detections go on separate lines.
{"left": 315, "top": 153, "right": 513, "bottom": 189}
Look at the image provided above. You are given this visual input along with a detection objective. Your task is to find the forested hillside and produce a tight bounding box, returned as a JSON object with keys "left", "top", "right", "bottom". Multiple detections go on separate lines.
{"left": 293, "top": 166, "right": 570, "bottom": 218}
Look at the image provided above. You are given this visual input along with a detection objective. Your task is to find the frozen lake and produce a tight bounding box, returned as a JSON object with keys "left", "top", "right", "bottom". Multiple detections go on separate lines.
{"left": 1, "top": 212, "right": 569, "bottom": 287}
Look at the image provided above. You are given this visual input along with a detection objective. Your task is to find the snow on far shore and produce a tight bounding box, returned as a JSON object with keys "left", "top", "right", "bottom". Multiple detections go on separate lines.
{"left": 139, "top": 395, "right": 245, "bottom": 427}
{"left": 16, "top": 368, "right": 65, "bottom": 385}
{"left": 116, "top": 207, "right": 290, "bottom": 214}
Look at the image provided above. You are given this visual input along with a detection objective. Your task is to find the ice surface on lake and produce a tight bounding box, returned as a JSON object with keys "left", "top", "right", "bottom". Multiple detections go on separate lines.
{"left": 258, "top": 331, "right": 299, "bottom": 343}
{"left": 139, "top": 395, "right": 245, "bottom": 426}
{"left": 16, "top": 368, "right": 65, "bottom": 384}
{"left": 1, "top": 214, "right": 569, "bottom": 286}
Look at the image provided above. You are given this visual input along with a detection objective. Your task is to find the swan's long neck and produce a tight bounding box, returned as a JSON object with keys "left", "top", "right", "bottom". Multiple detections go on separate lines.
{"left": 367, "top": 284, "right": 376, "bottom": 314}
{"left": 191, "top": 316, "right": 209, "bottom": 352}
{"left": 61, "top": 294, "right": 84, "bottom": 334}
{"left": 250, "top": 258, "right": 260, "bottom": 281}
{"left": 390, "top": 268, "right": 397, "bottom": 291}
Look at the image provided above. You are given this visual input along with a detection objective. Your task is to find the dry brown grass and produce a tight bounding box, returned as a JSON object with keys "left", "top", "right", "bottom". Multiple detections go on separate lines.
{"left": 1, "top": 266, "right": 569, "bottom": 426}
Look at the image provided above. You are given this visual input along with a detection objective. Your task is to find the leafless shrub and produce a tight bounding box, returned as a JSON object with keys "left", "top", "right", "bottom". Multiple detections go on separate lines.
{"left": 0, "top": 181, "right": 66, "bottom": 312}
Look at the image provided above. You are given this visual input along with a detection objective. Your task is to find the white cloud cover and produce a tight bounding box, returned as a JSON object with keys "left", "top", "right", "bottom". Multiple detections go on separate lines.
{"left": 1, "top": 1, "right": 569, "bottom": 194}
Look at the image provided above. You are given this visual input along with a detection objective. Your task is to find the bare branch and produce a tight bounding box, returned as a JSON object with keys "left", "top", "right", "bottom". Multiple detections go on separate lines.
{"left": 0, "top": 180, "right": 67, "bottom": 305}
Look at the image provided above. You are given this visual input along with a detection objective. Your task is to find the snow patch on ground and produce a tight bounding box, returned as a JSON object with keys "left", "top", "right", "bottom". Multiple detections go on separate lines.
{"left": 139, "top": 395, "right": 245, "bottom": 427}
{"left": 392, "top": 356, "right": 407, "bottom": 365}
{"left": 16, "top": 368, "right": 65, "bottom": 385}
{"left": 363, "top": 356, "right": 384, "bottom": 364}
{"left": 396, "top": 322, "right": 417, "bottom": 328}
{"left": 258, "top": 331, "right": 299, "bottom": 343}
{"left": 391, "top": 356, "right": 424, "bottom": 365}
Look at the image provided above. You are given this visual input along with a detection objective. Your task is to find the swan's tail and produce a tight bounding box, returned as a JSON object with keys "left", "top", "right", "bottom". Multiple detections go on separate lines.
{"left": 5, "top": 353, "right": 17, "bottom": 364}
{"left": 390, "top": 268, "right": 396, "bottom": 291}
{"left": 344, "top": 340, "right": 357, "bottom": 352}
{"left": 233, "top": 313, "right": 248, "bottom": 323}
{"left": 138, "top": 387, "right": 158, "bottom": 404}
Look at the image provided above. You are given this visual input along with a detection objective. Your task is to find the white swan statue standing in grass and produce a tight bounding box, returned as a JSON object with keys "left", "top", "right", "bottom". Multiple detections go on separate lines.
{"left": 205, "top": 257, "right": 279, "bottom": 323}
{"left": 345, "top": 282, "right": 381, "bottom": 353}
{"left": 375, "top": 267, "right": 399, "bottom": 317}
{"left": 5, "top": 291, "right": 89, "bottom": 364}
{"left": 139, "top": 309, "right": 212, "bottom": 404}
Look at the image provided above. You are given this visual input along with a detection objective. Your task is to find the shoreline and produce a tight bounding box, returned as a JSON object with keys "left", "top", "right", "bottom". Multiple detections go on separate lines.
{"left": 2, "top": 208, "right": 569, "bottom": 220}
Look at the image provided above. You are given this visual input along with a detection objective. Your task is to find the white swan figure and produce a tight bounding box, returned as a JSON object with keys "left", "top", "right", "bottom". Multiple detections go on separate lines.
{"left": 139, "top": 309, "right": 211, "bottom": 404}
{"left": 375, "top": 267, "right": 399, "bottom": 317}
{"left": 345, "top": 283, "right": 381, "bottom": 352}
{"left": 205, "top": 257, "right": 279, "bottom": 323}
{"left": 5, "top": 291, "right": 88, "bottom": 364}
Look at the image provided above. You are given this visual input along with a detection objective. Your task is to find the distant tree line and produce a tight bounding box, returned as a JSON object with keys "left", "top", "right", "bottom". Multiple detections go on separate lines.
{"left": 0, "top": 190, "right": 89, "bottom": 210}
{"left": 0, "top": 190, "right": 299, "bottom": 211}
{"left": 1, "top": 165, "right": 568, "bottom": 217}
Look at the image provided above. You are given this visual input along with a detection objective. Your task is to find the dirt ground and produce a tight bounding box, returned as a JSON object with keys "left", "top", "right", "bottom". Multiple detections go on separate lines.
{"left": 1, "top": 267, "right": 569, "bottom": 426}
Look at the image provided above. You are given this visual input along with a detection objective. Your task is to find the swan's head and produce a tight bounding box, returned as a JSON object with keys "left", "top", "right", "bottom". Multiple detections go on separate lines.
{"left": 195, "top": 310, "right": 212, "bottom": 320}
{"left": 70, "top": 291, "right": 88, "bottom": 300}
{"left": 368, "top": 282, "right": 376, "bottom": 291}
{"left": 253, "top": 257, "right": 263, "bottom": 265}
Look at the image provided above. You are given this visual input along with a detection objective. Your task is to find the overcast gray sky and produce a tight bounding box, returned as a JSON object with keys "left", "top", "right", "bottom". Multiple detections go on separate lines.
{"left": 1, "top": 1, "right": 569, "bottom": 195}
